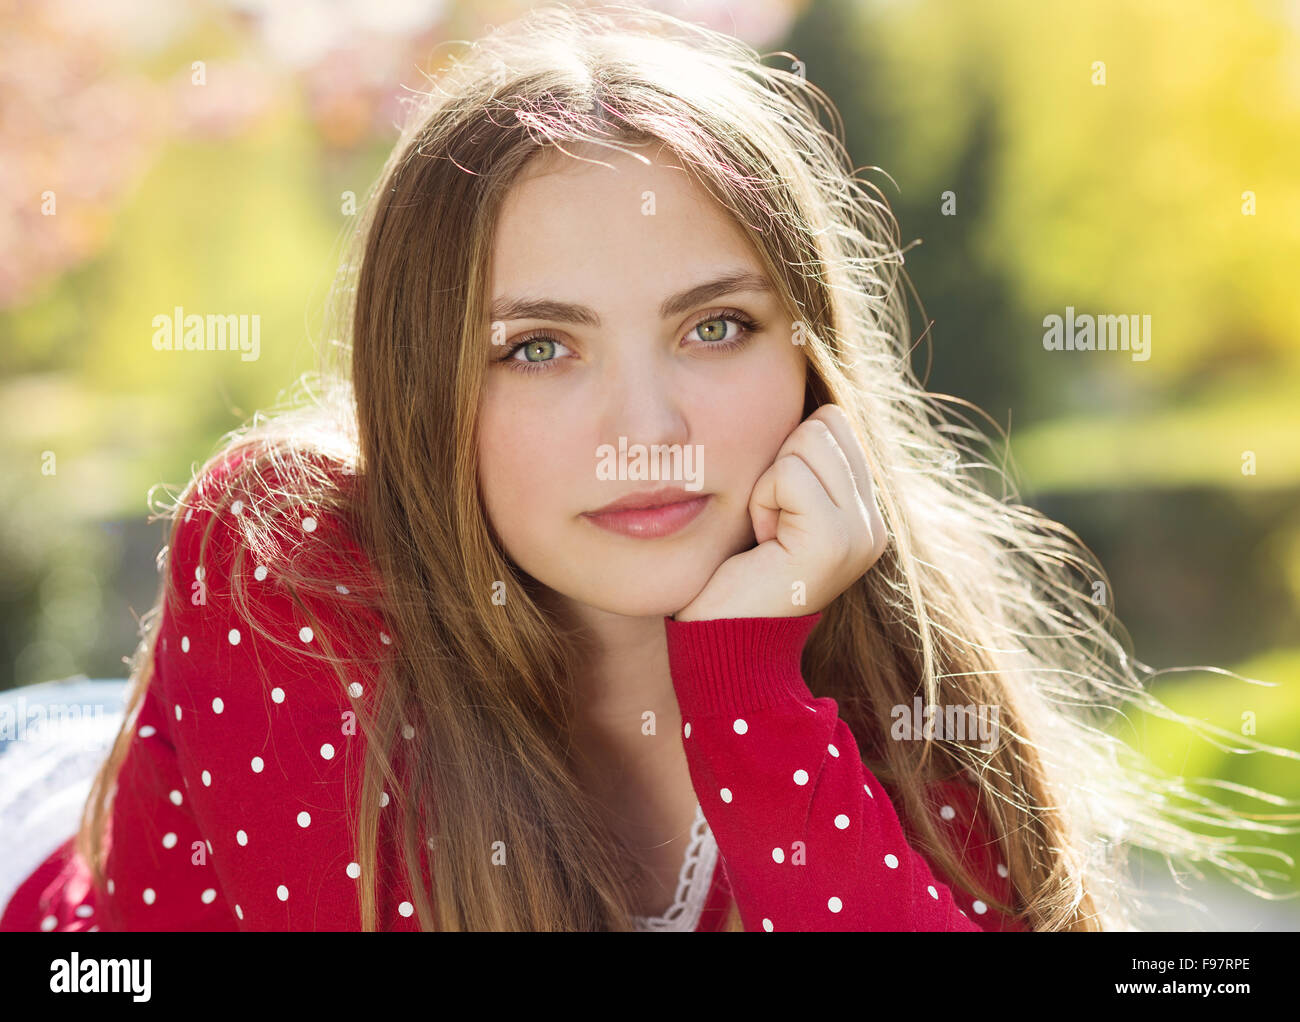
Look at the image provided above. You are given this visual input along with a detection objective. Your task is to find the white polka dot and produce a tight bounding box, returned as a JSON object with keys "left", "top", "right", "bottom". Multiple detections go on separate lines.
{"left": 348, "top": 682, "right": 363, "bottom": 698}
{"left": 195, "top": 565, "right": 204, "bottom": 581}
{"left": 299, "top": 626, "right": 313, "bottom": 643}
{"left": 834, "top": 814, "right": 850, "bottom": 829}
{"left": 398, "top": 901, "right": 414, "bottom": 917}
{"left": 320, "top": 743, "right": 335, "bottom": 760}
{"left": 276, "top": 885, "right": 289, "bottom": 901}
{"left": 336, "top": 584, "right": 349, "bottom": 594}
{"left": 211, "top": 697, "right": 224, "bottom": 714}
{"left": 379, "top": 791, "right": 390, "bottom": 807}
{"left": 138, "top": 725, "right": 156, "bottom": 738}
{"left": 940, "top": 804, "right": 956, "bottom": 821}
{"left": 720, "top": 787, "right": 732, "bottom": 803}
{"left": 402, "top": 724, "right": 415, "bottom": 740}
{"left": 254, "top": 565, "right": 268, "bottom": 581}
{"left": 379, "top": 631, "right": 391, "bottom": 645}
{"left": 884, "top": 853, "right": 899, "bottom": 869}
{"left": 201, "top": 770, "right": 211, "bottom": 786}
{"left": 346, "top": 862, "right": 361, "bottom": 879}
{"left": 928, "top": 885, "right": 939, "bottom": 899}
{"left": 771, "top": 847, "right": 785, "bottom": 863}
{"left": 251, "top": 756, "right": 264, "bottom": 773}
{"left": 271, "top": 687, "right": 284, "bottom": 703}
{"left": 206, "top": 839, "right": 212, "bottom": 854}
{"left": 201, "top": 888, "right": 217, "bottom": 904}
{"left": 180, "top": 636, "right": 190, "bottom": 653}
{"left": 793, "top": 769, "right": 809, "bottom": 786}
{"left": 40, "top": 915, "right": 57, "bottom": 931}
{"left": 959, "top": 909, "right": 968, "bottom": 917}
{"left": 162, "top": 832, "right": 177, "bottom": 849}
{"left": 828, "top": 896, "right": 842, "bottom": 913}
{"left": 973, "top": 900, "right": 988, "bottom": 915}
{"left": 828, "top": 743, "right": 839, "bottom": 757}
{"left": 228, "top": 628, "right": 240, "bottom": 645}
{"left": 683, "top": 721, "right": 691, "bottom": 738}
{"left": 733, "top": 718, "right": 747, "bottom": 735}
{"left": 174, "top": 704, "right": 182, "bottom": 721}
{"left": 236, "top": 829, "right": 248, "bottom": 846}
{"left": 107, "top": 879, "right": 115, "bottom": 895}
{"left": 235, "top": 904, "right": 243, "bottom": 920}
{"left": 168, "top": 789, "right": 182, "bottom": 806}
{"left": 997, "top": 863, "right": 1009, "bottom": 878}
{"left": 864, "top": 783, "right": 873, "bottom": 798}
{"left": 762, "top": 918, "right": 773, "bottom": 931}
{"left": 297, "top": 811, "right": 311, "bottom": 828}
{"left": 74, "top": 904, "right": 93, "bottom": 918}
{"left": 301, "top": 516, "right": 317, "bottom": 532}
{"left": 231, "top": 500, "right": 244, "bottom": 515}
{"left": 142, "top": 888, "right": 156, "bottom": 905}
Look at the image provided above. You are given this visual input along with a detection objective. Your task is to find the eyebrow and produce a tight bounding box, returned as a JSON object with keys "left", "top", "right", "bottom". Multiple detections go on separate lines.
{"left": 488, "top": 270, "right": 774, "bottom": 326}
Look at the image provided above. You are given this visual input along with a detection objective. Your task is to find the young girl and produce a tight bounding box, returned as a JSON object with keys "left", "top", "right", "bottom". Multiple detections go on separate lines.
{"left": 2, "top": 2, "right": 1289, "bottom": 932}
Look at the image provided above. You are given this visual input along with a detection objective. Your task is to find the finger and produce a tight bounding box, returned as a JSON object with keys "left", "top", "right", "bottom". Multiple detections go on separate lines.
{"left": 770, "top": 414, "right": 859, "bottom": 513}
{"left": 805, "top": 404, "right": 874, "bottom": 513}
{"left": 808, "top": 404, "right": 887, "bottom": 560}
{"left": 749, "top": 451, "right": 838, "bottom": 547}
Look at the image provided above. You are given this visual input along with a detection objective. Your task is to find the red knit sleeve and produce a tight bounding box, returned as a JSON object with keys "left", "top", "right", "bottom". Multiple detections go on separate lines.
{"left": 101, "top": 452, "right": 421, "bottom": 931}
{"left": 663, "top": 612, "right": 1028, "bottom": 932}
{"left": 912, "top": 775, "right": 1029, "bottom": 932}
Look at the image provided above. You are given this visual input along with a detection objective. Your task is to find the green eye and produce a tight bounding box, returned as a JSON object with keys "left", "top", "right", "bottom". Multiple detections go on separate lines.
{"left": 695, "top": 318, "right": 730, "bottom": 342}
{"left": 496, "top": 333, "right": 570, "bottom": 375}
{"left": 522, "top": 338, "right": 557, "bottom": 361}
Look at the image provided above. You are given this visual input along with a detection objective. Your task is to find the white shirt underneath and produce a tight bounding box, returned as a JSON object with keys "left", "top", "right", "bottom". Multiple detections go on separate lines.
{"left": 631, "top": 802, "right": 719, "bottom": 932}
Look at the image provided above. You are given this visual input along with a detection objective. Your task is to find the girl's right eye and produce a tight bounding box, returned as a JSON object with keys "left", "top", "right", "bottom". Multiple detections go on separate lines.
{"left": 496, "top": 334, "right": 571, "bottom": 374}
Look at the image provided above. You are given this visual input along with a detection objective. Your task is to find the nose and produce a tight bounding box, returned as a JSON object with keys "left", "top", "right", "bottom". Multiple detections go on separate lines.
{"left": 596, "top": 342, "right": 692, "bottom": 454}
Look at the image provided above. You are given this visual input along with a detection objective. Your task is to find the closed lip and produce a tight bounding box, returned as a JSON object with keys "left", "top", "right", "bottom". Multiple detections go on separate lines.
{"left": 584, "top": 486, "right": 706, "bottom": 515}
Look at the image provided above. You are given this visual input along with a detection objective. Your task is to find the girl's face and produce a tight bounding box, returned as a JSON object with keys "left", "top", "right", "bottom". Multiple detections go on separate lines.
{"left": 478, "top": 145, "right": 808, "bottom": 620}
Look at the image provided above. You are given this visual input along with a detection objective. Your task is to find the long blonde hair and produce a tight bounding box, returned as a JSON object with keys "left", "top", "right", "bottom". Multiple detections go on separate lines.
{"left": 76, "top": 1, "right": 1296, "bottom": 931}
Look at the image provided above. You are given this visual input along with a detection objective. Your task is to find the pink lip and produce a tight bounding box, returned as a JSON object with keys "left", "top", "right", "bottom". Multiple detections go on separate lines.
{"left": 580, "top": 493, "right": 710, "bottom": 539}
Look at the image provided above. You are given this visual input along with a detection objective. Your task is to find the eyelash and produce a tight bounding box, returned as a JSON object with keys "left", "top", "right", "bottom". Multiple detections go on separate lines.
{"left": 494, "top": 307, "right": 762, "bottom": 375}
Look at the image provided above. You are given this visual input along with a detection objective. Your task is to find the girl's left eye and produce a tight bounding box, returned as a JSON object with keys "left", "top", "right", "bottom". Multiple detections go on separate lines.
{"left": 494, "top": 309, "right": 761, "bottom": 376}
{"left": 685, "top": 308, "right": 762, "bottom": 349}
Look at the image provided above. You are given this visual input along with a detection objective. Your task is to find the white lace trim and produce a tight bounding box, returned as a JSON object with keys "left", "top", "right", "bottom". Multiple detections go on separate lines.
{"left": 631, "top": 802, "right": 718, "bottom": 932}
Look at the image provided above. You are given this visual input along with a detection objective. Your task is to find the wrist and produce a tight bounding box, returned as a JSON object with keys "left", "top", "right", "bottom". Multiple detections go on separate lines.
{"left": 662, "top": 611, "right": 823, "bottom": 715}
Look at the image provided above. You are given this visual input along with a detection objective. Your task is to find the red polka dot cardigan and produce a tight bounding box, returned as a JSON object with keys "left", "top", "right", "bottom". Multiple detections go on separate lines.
{"left": 2, "top": 453, "right": 1026, "bottom": 932}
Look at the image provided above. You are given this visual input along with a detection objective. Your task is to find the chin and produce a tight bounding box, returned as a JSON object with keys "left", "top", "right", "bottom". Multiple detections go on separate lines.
{"left": 519, "top": 532, "right": 738, "bottom": 619}
{"left": 578, "top": 585, "right": 702, "bottom": 620}
{"left": 546, "top": 567, "right": 713, "bottom": 620}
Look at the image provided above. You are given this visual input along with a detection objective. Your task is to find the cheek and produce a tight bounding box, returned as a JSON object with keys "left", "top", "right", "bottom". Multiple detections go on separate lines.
{"left": 766, "top": 346, "right": 809, "bottom": 445}
{"left": 479, "top": 402, "right": 531, "bottom": 529}
{"left": 705, "top": 350, "right": 808, "bottom": 485}
{"left": 477, "top": 388, "right": 581, "bottom": 549}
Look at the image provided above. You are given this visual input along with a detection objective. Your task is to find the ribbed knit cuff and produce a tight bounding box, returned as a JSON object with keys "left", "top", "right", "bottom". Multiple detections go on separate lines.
{"left": 662, "top": 612, "right": 823, "bottom": 717}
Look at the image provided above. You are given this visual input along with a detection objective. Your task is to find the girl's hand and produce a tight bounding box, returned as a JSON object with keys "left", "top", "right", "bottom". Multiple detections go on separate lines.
{"left": 674, "top": 403, "right": 887, "bottom": 622}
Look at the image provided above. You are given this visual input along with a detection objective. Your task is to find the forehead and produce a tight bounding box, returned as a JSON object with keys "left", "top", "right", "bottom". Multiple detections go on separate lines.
{"left": 489, "top": 144, "right": 763, "bottom": 305}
